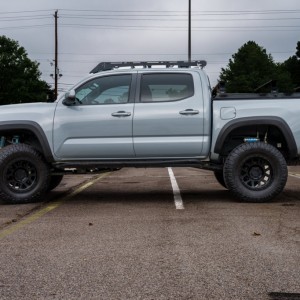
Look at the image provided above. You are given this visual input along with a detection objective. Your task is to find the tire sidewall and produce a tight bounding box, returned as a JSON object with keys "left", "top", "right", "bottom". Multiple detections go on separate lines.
{"left": 224, "top": 143, "right": 287, "bottom": 202}
{"left": 0, "top": 144, "right": 50, "bottom": 204}
{"left": 214, "top": 170, "right": 227, "bottom": 188}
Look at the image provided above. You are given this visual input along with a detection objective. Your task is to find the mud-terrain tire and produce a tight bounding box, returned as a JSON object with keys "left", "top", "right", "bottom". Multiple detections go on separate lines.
{"left": 48, "top": 175, "right": 64, "bottom": 191}
{"left": 223, "top": 142, "right": 287, "bottom": 203}
{"left": 213, "top": 170, "right": 227, "bottom": 188}
{"left": 0, "top": 144, "right": 50, "bottom": 204}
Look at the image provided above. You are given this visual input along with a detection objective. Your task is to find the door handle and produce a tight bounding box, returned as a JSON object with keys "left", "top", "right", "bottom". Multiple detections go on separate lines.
{"left": 111, "top": 111, "right": 131, "bottom": 117}
{"left": 179, "top": 109, "right": 199, "bottom": 115}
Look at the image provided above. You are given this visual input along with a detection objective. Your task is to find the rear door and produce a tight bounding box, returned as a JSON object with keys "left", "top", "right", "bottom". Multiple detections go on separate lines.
{"left": 133, "top": 72, "right": 205, "bottom": 158}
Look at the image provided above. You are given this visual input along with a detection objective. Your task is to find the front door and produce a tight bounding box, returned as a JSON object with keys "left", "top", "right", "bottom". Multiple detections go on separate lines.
{"left": 53, "top": 73, "right": 136, "bottom": 160}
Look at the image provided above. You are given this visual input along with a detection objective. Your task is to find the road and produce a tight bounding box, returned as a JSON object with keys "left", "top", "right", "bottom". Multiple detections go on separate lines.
{"left": 0, "top": 167, "right": 300, "bottom": 300}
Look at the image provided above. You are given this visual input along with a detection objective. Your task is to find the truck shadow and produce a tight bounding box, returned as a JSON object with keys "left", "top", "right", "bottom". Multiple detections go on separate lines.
{"left": 1, "top": 186, "right": 299, "bottom": 206}
{"left": 48, "top": 188, "right": 299, "bottom": 205}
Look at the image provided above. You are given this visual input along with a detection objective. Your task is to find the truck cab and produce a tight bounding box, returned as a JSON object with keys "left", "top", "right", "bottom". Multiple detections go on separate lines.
{"left": 54, "top": 64, "right": 211, "bottom": 161}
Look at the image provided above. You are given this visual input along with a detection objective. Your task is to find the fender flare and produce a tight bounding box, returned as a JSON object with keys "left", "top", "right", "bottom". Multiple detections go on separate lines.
{"left": 214, "top": 116, "right": 298, "bottom": 159}
{"left": 0, "top": 121, "right": 54, "bottom": 162}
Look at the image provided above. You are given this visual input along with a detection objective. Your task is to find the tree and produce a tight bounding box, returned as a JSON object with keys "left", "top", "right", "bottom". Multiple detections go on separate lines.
{"left": 0, "top": 35, "right": 51, "bottom": 105}
{"left": 219, "top": 41, "right": 293, "bottom": 93}
{"left": 282, "top": 41, "right": 300, "bottom": 89}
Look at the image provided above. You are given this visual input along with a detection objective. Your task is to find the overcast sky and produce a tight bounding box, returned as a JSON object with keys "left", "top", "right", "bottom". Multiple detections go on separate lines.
{"left": 1, "top": 0, "right": 299, "bottom": 93}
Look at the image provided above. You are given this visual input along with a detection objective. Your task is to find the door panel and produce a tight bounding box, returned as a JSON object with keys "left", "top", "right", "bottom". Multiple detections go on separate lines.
{"left": 133, "top": 72, "right": 205, "bottom": 158}
{"left": 53, "top": 74, "right": 135, "bottom": 160}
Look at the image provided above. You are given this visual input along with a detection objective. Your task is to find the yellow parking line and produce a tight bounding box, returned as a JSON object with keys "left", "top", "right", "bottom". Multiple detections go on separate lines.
{"left": 0, "top": 172, "right": 109, "bottom": 240}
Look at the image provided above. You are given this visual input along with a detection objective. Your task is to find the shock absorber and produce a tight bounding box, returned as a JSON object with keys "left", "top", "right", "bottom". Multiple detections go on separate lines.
{"left": 243, "top": 137, "right": 260, "bottom": 143}
{"left": 244, "top": 131, "right": 260, "bottom": 143}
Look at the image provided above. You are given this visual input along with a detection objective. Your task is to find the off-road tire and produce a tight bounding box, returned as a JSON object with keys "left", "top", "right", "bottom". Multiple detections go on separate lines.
{"left": 213, "top": 170, "right": 227, "bottom": 188}
{"left": 223, "top": 142, "right": 287, "bottom": 203}
{"left": 0, "top": 144, "right": 50, "bottom": 204}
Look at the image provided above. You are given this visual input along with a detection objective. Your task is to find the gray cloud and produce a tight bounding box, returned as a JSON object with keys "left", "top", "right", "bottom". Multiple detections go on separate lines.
{"left": 1, "top": 0, "right": 299, "bottom": 92}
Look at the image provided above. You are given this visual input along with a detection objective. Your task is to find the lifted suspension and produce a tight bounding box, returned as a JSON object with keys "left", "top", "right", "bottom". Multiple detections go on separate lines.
{"left": 0, "top": 135, "right": 20, "bottom": 149}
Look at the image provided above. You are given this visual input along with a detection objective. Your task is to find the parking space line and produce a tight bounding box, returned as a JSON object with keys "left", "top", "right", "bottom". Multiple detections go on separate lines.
{"left": 167, "top": 167, "right": 184, "bottom": 210}
{"left": 0, "top": 172, "right": 109, "bottom": 241}
{"left": 289, "top": 173, "right": 300, "bottom": 179}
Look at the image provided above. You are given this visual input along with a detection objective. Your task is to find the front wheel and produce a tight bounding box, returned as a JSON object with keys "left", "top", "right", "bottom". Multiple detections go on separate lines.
{"left": 223, "top": 142, "right": 287, "bottom": 203}
{"left": 0, "top": 144, "right": 50, "bottom": 204}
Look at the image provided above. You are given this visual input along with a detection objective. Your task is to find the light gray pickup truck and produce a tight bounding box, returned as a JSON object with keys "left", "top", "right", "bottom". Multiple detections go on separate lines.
{"left": 0, "top": 61, "right": 300, "bottom": 204}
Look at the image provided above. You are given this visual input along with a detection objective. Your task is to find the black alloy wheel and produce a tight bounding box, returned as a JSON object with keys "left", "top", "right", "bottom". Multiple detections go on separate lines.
{"left": 0, "top": 144, "right": 50, "bottom": 204}
{"left": 240, "top": 157, "right": 272, "bottom": 190}
{"left": 223, "top": 142, "right": 287, "bottom": 202}
{"left": 5, "top": 160, "right": 38, "bottom": 193}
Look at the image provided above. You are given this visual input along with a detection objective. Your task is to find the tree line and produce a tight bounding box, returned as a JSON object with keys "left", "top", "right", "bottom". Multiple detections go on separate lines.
{"left": 0, "top": 35, "right": 299, "bottom": 105}
{"left": 219, "top": 40, "right": 300, "bottom": 93}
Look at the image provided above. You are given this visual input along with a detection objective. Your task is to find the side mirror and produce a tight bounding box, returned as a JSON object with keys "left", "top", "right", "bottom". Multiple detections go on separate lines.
{"left": 62, "top": 90, "right": 76, "bottom": 106}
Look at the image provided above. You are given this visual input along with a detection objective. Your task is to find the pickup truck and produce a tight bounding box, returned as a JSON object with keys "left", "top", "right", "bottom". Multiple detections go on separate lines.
{"left": 0, "top": 61, "right": 299, "bottom": 204}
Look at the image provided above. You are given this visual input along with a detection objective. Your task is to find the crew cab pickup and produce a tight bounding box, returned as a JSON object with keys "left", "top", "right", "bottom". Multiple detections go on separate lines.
{"left": 0, "top": 61, "right": 300, "bottom": 204}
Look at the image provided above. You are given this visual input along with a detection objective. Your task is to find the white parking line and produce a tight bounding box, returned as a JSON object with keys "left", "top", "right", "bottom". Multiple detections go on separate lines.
{"left": 289, "top": 173, "right": 300, "bottom": 179}
{"left": 167, "top": 167, "right": 184, "bottom": 210}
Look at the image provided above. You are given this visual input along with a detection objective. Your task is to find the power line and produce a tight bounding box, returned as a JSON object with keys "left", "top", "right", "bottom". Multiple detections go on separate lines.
{"left": 0, "top": 9, "right": 54, "bottom": 14}
{"left": 34, "top": 51, "right": 295, "bottom": 56}
{"left": 0, "top": 24, "right": 52, "bottom": 30}
{"left": 0, "top": 17, "right": 52, "bottom": 22}
{"left": 58, "top": 8, "right": 300, "bottom": 14}
{"left": 58, "top": 23, "right": 300, "bottom": 32}
{"left": 2, "top": 16, "right": 300, "bottom": 24}
{"left": 0, "top": 14, "right": 51, "bottom": 19}
{"left": 2, "top": 8, "right": 300, "bottom": 15}
{"left": 59, "top": 15, "right": 300, "bottom": 21}
{"left": 58, "top": 23, "right": 300, "bottom": 29}
{"left": 2, "top": 11, "right": 299, "bottom": 22}
{"left": 2, "top": 22, "right": 299, "bottom": 32}
{"left": 39, "top": 59, "right": 246, "bottom": 64}
{"left": 1, "top": 9, "right": 299, "bottom": 29}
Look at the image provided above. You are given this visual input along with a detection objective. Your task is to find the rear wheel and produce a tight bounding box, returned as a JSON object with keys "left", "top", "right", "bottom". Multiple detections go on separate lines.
{"left": 223, "top": 142, "right": 287, "bottom": 202}
{"left": 0, "top": 144, "right": 50, "bottom": 204}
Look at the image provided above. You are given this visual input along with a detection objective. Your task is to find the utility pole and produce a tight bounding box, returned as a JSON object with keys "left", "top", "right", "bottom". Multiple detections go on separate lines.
{"left": 54, "top": 10, "right": 58, "bottom": 99}
{"left": 188, "top": 0, "right": 191, "bottom": 62}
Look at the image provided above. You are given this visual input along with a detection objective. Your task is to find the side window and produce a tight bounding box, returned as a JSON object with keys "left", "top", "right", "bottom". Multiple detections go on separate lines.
{"left": 140, "top": 73, "right": 194, "bottom": 102}
{"left": 75, "top": 75, "right": 132, "bottom": 105}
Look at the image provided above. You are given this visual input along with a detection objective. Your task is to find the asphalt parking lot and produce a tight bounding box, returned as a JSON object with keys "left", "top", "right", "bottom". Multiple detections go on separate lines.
{"left": 0, "top": 167, "right": 299, "bottom": 300}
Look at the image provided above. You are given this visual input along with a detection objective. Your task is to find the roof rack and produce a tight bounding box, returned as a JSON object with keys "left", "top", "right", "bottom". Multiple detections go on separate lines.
{"left": 90, "top": 60, "right": 207, "bottom": 74}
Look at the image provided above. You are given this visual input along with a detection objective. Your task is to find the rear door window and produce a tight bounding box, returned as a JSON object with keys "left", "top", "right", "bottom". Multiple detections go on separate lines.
{"left": 140, "top": 73, "right": 194, "bottom": 102}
